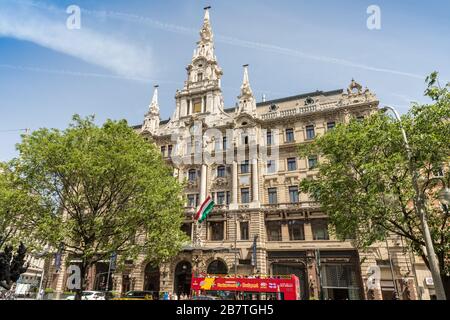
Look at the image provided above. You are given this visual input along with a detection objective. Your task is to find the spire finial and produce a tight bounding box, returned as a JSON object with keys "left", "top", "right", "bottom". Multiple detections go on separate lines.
{"left": 242, "top": 64, "right": 250, "bottom": 85}
{"left": 150, "top": 85, "right": 159, "bottom": 111}
{"left": 204, "top": 6, "right": 211, "bottom": 21}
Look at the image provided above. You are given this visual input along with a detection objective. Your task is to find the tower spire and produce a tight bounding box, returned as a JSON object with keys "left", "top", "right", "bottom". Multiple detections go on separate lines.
{"left": 150, "top": 85, "right": 159, "bottom": 112}
{"left": 237, "top": 64, "right": 256, "bottom": 116}
{"left": 142, "top": 85, "right": 160, "bottom": 134}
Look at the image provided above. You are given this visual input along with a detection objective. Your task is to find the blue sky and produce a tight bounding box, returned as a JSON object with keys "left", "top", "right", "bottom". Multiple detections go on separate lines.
{"left": 1, "top": 0, "right": 449, "bottom": 161}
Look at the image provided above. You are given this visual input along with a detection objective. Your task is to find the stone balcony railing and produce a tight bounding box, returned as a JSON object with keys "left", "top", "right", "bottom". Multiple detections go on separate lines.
{"left": 261, "top": 105, "right": 318, "bottom": 120}
{"left": 262, "top": 201, "right": 320, "bottom": 210}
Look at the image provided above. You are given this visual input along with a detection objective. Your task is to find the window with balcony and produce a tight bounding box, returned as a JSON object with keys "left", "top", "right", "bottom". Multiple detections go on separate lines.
{"left": 287, "top": 158, "right": 297, "bottom": 171}
{"left": 306, "top": 125, "right": 315, "bottom": 140}
{"left": 312, "top": 220, "right": 329, "bottom": 240}
{"left": 241, "top": 188, "right": 250, "bottom": 204}
{"left": 289, "top": 186, "right": 299, "bottom": 203}
{"left": 267, "top": 160, "right": 276, "bottom": 174}
{"left": 217, "top": 166, "right": 226, "bottom": 178}
{"left": 308, "top": 156, "right": 318, "bottom": 169}
{"left": 209, "top": 221, "right": 224, "bottom": 241}
{"left": 216, "top": 191, "right": 226, "bottom": 205}
{"left": 268, "top": 188, "right": 277, "bottom": 204}
{"left": 288, "top": 220, "right": 305, "bottom": 240}
{"left": 240, "top": 221, "right": 249, "bottom": 240}
{"left": 188, "top": 169, "right": 197, "bottom": 182}
{"left": 240, "top": 160, "right": 250, "bottom": 174}
{"left": 266, "top": 221, "right": 282, "bottom": 241}
{"left": 286, "top": 128, "right": 295, "bottom": 143}
{"left": 327, "top": 122, "right": 336, "bottom": 131}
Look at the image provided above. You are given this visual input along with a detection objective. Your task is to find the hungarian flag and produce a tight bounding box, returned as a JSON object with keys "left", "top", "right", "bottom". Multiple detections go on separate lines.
{"left": 195, "top": 195, "right": 215, "bottom": 223}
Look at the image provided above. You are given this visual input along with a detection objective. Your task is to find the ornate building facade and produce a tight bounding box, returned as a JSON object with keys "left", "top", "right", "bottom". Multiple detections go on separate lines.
{"left": 46, "top": 8, "right": 434, "bottom": 300}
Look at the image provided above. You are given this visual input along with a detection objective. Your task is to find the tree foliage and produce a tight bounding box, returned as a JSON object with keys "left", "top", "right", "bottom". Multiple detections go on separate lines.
{"left": 299, "top": 73, "right": 449, "bottom": 292}
{"left": 9, "top": 115, "right": 187, "bottom": 297}
{"left": 0, "top": 163, "right": 45, "bottom": 251}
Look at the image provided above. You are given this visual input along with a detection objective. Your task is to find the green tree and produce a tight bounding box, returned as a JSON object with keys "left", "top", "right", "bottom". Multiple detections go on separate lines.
{"left": 299, "top": 73, "right": 450, "bottom": 298}
{"left": 10, "top": 115, "right": 187, "bottom": 299}
{"left": 0, "top": 163, "right": 45, "bottom": 251}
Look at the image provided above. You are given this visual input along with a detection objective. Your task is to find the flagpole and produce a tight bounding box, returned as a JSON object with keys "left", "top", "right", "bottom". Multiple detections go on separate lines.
{"left": 234, "top": 211, "right": 237, "bottom": 277}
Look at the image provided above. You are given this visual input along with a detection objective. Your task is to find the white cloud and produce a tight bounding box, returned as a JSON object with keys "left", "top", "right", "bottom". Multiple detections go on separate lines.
{"left": 0, "top": 3, "right": 152, "bottom": 78}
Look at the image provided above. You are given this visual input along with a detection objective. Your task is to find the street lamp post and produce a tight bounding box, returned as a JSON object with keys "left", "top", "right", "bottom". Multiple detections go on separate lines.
{"left": 381, "top": 105, "right": 447, "bottom": 300}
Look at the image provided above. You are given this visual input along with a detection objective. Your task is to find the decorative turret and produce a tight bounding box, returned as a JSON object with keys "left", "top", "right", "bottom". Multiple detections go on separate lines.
{"left": 173, "top": 7, "right": 226, "bottom": 120}
{"left": 237, "top": 64, "right": 257, "bottom": 117}
{"left": 142, "top": 85, "right": 160, "bottom": 134}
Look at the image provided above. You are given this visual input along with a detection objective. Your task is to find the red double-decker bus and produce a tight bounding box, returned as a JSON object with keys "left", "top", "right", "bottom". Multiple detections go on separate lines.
{"left": 190, "top": 274, "right": 300, "bottom": 300}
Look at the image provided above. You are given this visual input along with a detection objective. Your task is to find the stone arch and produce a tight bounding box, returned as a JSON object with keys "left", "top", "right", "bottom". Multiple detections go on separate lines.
{"left": 173, "top": 260, "right": 192, "bottom": 296}
{"left": 206, "top": 258, "right": 228, "bottom": 275}
{"left": 143, "top": 262, "right": 160, "bottom": 292}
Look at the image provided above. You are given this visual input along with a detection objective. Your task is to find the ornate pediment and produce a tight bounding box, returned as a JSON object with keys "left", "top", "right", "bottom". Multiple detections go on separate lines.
{"left": 211, "top": 177, "right": 229, "bottom": 189}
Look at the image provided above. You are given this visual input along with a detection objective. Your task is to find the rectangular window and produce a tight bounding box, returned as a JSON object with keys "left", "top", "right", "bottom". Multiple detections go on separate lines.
{"left": 242, "top": 135, "right": 249, "bottom": 145}
{"left": 168, "top": 145, "right": 173, "bottom": 158}
{"left": 226, "top": 191, "right": 231, "bottom": 205}
{"left": 222, "top": 137, "right": 228, "bottom": 150}
{"left": 306, "top": 125, "right": 315, "bottom": 140}
{"left": 287, "top": 158, "right": 297, "bottom": 171}
{"left": 216, "top": 192, "right": 226, "bottom": 205}
{"left": 240, "top": 160, "right": 250, "bottom": 174}
{"left": 267, "top": 160, "right": 276, "bottom": 174}
{"left": 266, "top": 221, "right": 282, "bottom": 241}
{"left": 356, "top": 115, "right": 365, "bottom": 122}
{"left": 289, "top": 186, "right": 299, "bottom": 203}
{"left": 240, "top": 222, "right": 249, "bottom": 240}
{"left": 327, "top": 122, "right": 336, "bottom": 131}
{"left": 308, "top": 156, "right": 318, "bottom": 169}
{"left": 241, "top": 188, "right": 250, "bottom": 204}
{"left": 193, "top": 99, "right": 202, "bottom": 113}
{"left": 161, "top": 146, "right": 166, "bottom": 156}
{"left": 286, "top": 128, "right": 295, "bottom": 143}
{"left": 312, "top": 220, "right": 329, "bottom": 240}
{"left": 288, "top": 220, "right": 305, "bottom": 240}
{"left": 267, "top": 131, "right": 273, "bottom": 146}
{"left": 188, "top": 169, "right": 197, "bottom": 182}
{"left": 209, "top": 221, "right": 224, "bottom": 241}
{"left": 187, "top": 194, "right": 196, "bottom": 207}
{"left": 217, "top": 166, "right": 226, "bottom": 178}
{"left": 268, "top": 188, "right": 277, "bottom": 204}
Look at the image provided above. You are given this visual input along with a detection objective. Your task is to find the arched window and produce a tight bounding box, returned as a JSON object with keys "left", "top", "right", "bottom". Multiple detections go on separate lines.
{"left": 207, "top": 259, "right": 228, "bottom": 275}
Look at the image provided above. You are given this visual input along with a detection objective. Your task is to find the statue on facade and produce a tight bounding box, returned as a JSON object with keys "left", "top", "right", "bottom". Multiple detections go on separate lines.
{"left": 0, "top": 242, "right": 29, "bottom": 290}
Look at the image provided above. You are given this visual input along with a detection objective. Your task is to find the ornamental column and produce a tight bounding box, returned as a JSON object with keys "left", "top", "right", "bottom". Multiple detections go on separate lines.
{"left": 252, "top": 158, "right": 259, "bottom": 203}
{"left": 230, "top": 161, "right": 238, "bottom": 210}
